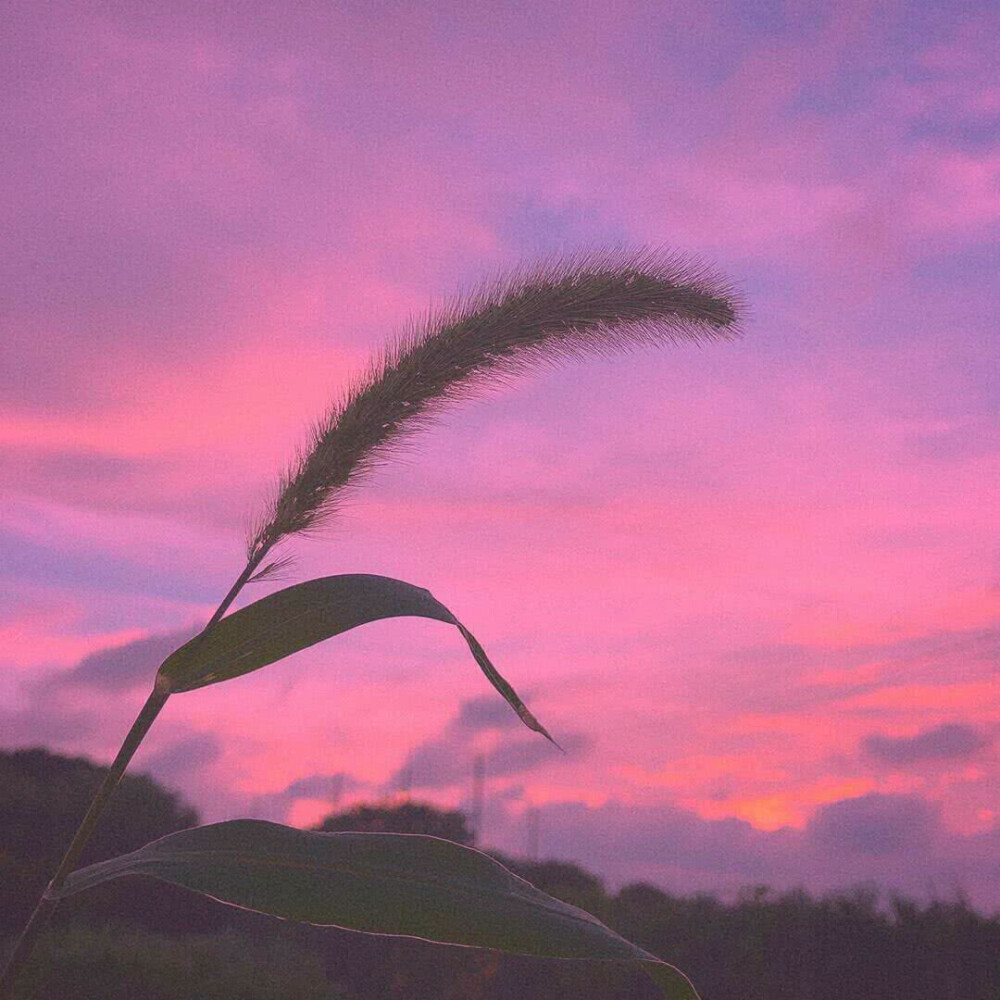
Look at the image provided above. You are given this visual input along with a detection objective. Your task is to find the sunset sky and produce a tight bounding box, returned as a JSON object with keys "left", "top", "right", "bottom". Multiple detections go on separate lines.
{"left": 2, "top": 1, "right": 998, "bottom": 909}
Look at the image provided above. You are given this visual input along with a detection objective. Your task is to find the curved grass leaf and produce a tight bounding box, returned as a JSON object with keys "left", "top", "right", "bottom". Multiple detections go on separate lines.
{"left": 54, "top": 820, "right": 698, "bottom": 999}
{"left": 156, "top": 574, "right": 554, "bottom": 743}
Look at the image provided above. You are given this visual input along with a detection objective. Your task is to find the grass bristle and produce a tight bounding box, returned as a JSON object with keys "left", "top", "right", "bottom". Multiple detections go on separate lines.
{"left": 247, "top": 248, "right": 742, "bottom": 563}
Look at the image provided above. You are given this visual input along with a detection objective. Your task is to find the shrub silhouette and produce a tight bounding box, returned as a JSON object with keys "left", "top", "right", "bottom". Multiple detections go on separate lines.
{"left": 314, "top": 802, "right": 475, "bottom": 845}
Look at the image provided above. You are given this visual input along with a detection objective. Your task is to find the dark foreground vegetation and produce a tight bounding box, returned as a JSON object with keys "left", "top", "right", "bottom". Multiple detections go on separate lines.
{"left": 3, "top": 748, "right": 997, "bottom": 999}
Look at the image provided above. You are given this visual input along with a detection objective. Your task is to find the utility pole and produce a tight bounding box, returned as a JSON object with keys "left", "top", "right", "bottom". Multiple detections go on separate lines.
{"left": 470, "top": 753, "right": 486, "bottom": 846}
{"left": 397, "top": 763, "right": 412, "bottom": 802}
{"left": 328, "top": 773, "right": 344, "bottom": 807}
{"left": 526, "top": 806, "right": 539, "bottom": 861}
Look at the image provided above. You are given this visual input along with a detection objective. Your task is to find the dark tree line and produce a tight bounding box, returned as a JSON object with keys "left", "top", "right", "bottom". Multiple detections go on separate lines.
{"left": 0, "top": 747, "right": 220, "bottom": 938}
{"left": 2, "top": 749, "right": 998, "bottom": 999}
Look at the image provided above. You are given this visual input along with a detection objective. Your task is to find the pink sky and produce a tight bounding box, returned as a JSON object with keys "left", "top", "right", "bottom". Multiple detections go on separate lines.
{"left": 3, "top": 1, "right": 999, "bottom": 908}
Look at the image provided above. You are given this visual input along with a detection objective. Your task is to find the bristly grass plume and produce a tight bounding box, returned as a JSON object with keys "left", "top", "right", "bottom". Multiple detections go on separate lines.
{"left": 247, "top": 248, "right": 742, "bottom": 573}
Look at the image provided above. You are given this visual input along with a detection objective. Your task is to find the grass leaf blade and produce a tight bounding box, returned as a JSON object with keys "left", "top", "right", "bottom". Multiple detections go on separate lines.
{"left": 54, "top": 820, "right": 698, "bottom": 999}
{"left": 156, "top": 575, "right": 549, "bottom": 740}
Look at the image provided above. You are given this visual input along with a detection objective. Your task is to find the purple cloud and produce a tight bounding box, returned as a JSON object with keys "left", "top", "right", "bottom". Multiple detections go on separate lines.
{"left": 59, "top": 628, "right": 196, "bottom": 692}
{"left": 506, "top": 793, "right": 999, "bottom": 909}
{"left": 806, "top": 794, "right": 939, "bottom": 857}
{"left": 247, "top": 772, "right": 360, "bottom": 823}
{"left": 391, "top": 694, "right": 586, "bottom": 791}
{"left": 453, "top": 694, "right": 524, "bottom": 732}
{"left": 1, "top": 630, "right": 195, "bottom": 754}
{"left": 143, "top": 732, "right": 223, "bottom": 782}
{"left": 863, "top": 723, "right": 991, "bottom": 765}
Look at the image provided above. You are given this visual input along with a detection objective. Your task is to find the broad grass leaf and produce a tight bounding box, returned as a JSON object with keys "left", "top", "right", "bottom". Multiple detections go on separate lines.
{"left": 156, "top": 574, "right": 554, "bottom": 743}
{"left": 55, "top": 820, "right": 698, "bottom": 999}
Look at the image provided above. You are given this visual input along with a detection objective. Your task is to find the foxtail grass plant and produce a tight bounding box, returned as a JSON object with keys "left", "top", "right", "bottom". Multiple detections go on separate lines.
{"left": 1, "top": 249, "right": 742, "bottom": 999}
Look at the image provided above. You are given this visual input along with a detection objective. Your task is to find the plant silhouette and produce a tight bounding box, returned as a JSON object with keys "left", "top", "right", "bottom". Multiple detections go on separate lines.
{"left": 0, "top": 249, "right": 741, "bottom": 999}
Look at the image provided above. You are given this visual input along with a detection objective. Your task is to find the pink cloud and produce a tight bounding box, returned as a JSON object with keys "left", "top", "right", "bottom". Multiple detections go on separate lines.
{"left": 3, "top": 0, "right": 998, "bottom": 909}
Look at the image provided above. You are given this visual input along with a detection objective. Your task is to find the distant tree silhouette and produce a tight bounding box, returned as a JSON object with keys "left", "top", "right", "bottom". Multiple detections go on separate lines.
{"left": 305, "top": 799, "right": 1000, "bottom": 998}
{"left": 4, "top": 761, "right": 1000, "bottom": 998}
{"left": 313, "top": 801, "right": 474, "bottom": 845}
{"left": 0, "top": 748, "right": 218, "bottom": 935}
{"left": 0, "top": 748, "right": 196, "bottom": 867}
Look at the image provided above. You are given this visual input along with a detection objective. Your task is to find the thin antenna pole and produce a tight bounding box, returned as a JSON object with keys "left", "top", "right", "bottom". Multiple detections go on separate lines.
{"left": 329, "top": 773, "right": 344, "bottom": 808}
{"left": 470, "top": 753, "right": 486, "bottom": 846}
{"left": 526, "top": 806, "right": 540, "bottom": 861}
